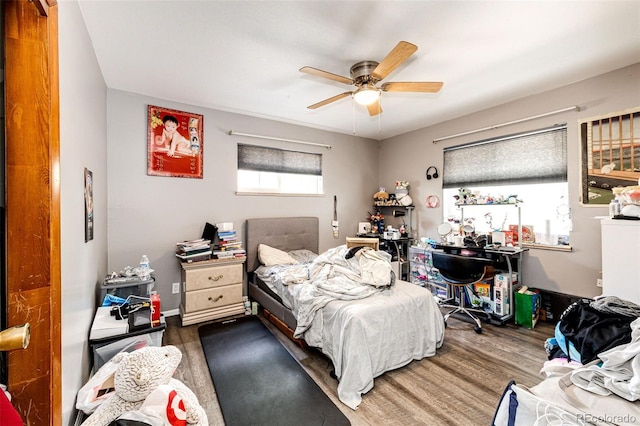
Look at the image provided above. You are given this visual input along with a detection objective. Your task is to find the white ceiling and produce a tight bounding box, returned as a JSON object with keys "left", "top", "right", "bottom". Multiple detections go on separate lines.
{"left": 77, "top": 0, "right": 640, "bottom": 141}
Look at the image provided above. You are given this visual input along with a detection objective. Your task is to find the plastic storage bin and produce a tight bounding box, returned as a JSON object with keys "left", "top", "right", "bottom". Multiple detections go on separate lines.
{"left": 89, "top": 315, "right": 165, "bottom": 370}
{"left": 409, "top": 246, "right": 447, "bottom": 299}
{"left": 98, "top": 277, "right": 155, "bottom": 305}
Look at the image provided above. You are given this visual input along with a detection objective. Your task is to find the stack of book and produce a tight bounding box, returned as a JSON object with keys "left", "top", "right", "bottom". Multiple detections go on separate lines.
{"left": 213, "top": 228, "right": 246, "bottom": 260}
{"left": 176, "top": 238, "right": 212, "bottom": 263}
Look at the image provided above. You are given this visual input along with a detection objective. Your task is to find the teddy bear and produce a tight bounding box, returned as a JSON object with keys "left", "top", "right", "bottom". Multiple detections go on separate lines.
{"left": 82, "top": 345, "right": 207, "bottom": 426}
{"left": 373, "top": 188, "right": 389, "bottom": 201}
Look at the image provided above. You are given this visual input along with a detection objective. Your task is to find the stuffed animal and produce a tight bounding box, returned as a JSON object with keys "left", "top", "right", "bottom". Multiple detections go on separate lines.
{"left": 373, "top": 189, "right": 389, "bottom": 201}
{"left": 82, "top": 345, "right": 207, "bottom": 426}
{"left": 454, "top": 187, "right": 473, "bottom": 204}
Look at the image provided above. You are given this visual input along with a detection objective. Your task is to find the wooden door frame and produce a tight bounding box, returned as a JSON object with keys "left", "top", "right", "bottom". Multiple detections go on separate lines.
{"left": 4, "top": 0, "right": 61, "bottom": 424}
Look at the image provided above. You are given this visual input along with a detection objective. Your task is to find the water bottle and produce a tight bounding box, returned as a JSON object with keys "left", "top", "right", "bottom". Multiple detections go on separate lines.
{"left": 609, "top": 199, "right": 621, "bottom": 218}
{"left": 139, "top": 255, "right": 150, "bottom": 280}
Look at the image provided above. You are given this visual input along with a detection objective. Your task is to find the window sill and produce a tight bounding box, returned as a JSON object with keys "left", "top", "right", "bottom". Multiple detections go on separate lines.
{"left": 235, "top": 191, "right": 324, "bottom": 197}
{"left": 522, "top": 242, "right": 573, "bottom": 252}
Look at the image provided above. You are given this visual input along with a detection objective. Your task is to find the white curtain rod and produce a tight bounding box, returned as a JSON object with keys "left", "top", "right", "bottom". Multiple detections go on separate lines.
{"left": 227, "top": 130, "right": 332, "bottom": 150}
{"left": 432, "top": 105, "right": 580, "bottom": 144}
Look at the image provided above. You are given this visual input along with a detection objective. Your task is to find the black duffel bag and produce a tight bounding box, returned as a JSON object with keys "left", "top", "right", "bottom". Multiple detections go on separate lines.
{"left": 558, "top": 298, "right": 636, "bottom": 364}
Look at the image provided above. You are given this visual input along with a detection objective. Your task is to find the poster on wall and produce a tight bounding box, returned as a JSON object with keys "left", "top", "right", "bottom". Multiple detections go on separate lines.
{"left": 580, "top": 107, "right": 640, "bottom": 205}
{"left": 84, "top": 167, "right": 94, "bottom": 242}
{"left": 147, "top": 105, "right": 203, "bottom": 178}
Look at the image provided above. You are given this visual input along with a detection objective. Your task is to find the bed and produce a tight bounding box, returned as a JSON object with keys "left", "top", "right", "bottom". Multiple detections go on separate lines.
{"left": 246, "top": 217, "right": 445, "bottom": 410}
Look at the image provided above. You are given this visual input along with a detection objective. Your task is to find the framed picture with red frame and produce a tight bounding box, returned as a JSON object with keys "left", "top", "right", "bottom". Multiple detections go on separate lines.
{"left": 147, "top": 105, "right": 203, "bottom": 178}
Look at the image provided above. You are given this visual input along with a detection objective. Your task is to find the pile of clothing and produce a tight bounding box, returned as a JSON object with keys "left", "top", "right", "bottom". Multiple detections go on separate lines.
{"left": 545, "top": 296, "right": 640, "bottom": 401}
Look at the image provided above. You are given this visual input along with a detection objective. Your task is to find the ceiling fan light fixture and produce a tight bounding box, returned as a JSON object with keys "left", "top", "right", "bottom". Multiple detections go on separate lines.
{"left": 353, "top": 84, "right": 380, "bottom": 106}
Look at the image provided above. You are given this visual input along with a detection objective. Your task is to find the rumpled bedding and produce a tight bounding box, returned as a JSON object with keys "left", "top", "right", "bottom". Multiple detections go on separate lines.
{"left": 255, "top": 245, "right": 445, "bottom": 409}
{"left": 257, "top": 246, "right": 393, "bottom": 337}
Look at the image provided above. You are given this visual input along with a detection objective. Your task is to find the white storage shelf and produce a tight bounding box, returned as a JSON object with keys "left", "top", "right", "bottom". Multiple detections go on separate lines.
{"left": 601, "top": 218, "right": 640, "bottom": 305}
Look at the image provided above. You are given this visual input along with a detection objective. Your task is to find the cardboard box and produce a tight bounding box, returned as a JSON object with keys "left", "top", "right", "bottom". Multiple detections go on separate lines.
{"left": 493, "top": 286, "right": 510, "bottom": 316}
{"left": 494, "top": 272, "right": 518, "bottom": 288}
{"left": 474, "top": 282, "right": 491, "bottom": 298}
{"left": 216, "top": 222, "right": 234, "bottom": 231}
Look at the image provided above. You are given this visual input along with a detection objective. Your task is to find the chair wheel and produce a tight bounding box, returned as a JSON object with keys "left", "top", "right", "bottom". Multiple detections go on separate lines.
{"left": 474, "top": 326, "right": 482, "bottom": 334}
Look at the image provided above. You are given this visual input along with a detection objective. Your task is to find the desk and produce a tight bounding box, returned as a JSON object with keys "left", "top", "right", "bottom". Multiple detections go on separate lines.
{"left": 434, "top": 244, "right": 527, "bottom": 322}
{"left": 435, "top": 245, "right": 526, "bottom": 281}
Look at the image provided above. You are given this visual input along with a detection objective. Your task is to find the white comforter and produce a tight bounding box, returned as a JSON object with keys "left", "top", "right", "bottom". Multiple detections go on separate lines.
{"left": 255, "top": 246, "right": 445, "bottom": 409}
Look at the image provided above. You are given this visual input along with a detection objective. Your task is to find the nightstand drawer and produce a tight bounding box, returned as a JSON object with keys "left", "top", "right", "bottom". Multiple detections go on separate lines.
{"left": 183, "top": 283, "right": 243, "bottom": 312}
{"left": 184, "top": 263, "right": 243, "bottom": 291}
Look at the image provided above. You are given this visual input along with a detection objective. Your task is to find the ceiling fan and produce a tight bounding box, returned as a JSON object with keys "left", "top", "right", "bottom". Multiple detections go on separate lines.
{"left": 300, "top": 41, "right": 443, "bottom": 116}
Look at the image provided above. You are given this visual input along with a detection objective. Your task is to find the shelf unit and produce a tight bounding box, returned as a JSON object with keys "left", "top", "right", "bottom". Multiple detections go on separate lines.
{"left": 373, "top": 204, "right": 414, "bottom": 238}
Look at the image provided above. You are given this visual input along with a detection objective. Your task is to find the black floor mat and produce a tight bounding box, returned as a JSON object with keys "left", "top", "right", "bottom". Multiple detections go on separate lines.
{"left": 198, "top": 316, "right": 350, "bottom": 426}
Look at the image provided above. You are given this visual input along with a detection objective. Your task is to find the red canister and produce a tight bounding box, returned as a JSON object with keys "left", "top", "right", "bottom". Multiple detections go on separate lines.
{"left": 150, "top": 293, "right": 161, "bottom": 327}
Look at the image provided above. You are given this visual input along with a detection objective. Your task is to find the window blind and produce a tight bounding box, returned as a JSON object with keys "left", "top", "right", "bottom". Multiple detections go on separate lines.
{"left": 237, "top": 144, "right": 322, "bottom": 176}
{"left": 443, "top": 125, "right": 567, "bottom": 188}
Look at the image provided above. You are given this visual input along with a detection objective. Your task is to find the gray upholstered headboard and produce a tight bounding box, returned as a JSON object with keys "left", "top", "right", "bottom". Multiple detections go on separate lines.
{"left": 245, "top": 217, "right": 319, "bottom": 272}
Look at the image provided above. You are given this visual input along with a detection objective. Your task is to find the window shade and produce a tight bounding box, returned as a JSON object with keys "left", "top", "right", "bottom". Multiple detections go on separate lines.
{"left": 237, "top": 144, "right": 322, "bottom": 176}
{"left": 443, "top": 125, "right": 567, "bottom": 188}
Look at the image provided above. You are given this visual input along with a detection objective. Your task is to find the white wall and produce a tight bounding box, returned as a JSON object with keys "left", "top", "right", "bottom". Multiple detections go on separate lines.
{"left": 59, "top": 1, "right": 109, "bottom": 424}
{"left": 106, "top": 90, "right": 379, "bottom": 313}
{"left": 379, "top": 63, "right": 640, "bottom": 299}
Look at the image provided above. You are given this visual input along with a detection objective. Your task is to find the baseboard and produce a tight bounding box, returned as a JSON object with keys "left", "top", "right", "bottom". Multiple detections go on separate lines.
{"left": 162, "top": 308, "right": 180, "bottom": 317}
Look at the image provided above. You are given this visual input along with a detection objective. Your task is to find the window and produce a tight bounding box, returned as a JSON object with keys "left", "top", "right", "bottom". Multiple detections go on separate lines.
{"left": 237, "top": 144, "right": 323, "bottom": 195}
{"left": 579, "top": 107, "right": 640, "bottom": 205}
{"left": 442, "top": 125, "right": 570, "bottom": 248}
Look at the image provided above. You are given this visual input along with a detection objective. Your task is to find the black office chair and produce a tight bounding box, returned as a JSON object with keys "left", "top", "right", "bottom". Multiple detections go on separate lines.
{"left": 431, "top": 251, "right": 495, "bottom": 334}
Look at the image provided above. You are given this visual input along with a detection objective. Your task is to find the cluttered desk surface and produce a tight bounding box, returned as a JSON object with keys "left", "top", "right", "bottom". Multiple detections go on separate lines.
{"left": 435, "top": 243, "right": 528, "bottom": 257}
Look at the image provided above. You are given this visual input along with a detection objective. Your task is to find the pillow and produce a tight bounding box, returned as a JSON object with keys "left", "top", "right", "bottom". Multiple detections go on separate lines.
{"left": 258, "top": 244, "right": 298, "bottom": 266}
{"left": 287, "top": 249, "right": 318, "bottom": 264}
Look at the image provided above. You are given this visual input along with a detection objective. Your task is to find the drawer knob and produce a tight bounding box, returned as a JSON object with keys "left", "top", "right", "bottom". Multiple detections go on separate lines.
{"left": 209, "top": 274, "right": 224, "bottom": 281}
{"left": 208, "top": 295, "right": 224, "bottom": 303}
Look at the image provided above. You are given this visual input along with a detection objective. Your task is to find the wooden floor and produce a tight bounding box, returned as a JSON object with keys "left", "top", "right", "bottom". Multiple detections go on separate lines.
{"left": 164, "top": 310, "right": 555, "bottom": 426}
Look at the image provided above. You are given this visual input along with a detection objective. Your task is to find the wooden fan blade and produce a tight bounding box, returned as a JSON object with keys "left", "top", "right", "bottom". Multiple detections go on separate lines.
{"left": 381, "top": 81, "right": 444, "bottom": 92}
{"left": 307, "top": 92, "right": 352, "bottom": 109}
{"left": 367, "top": 99, "right": 383, "bottom": 116}
{"left": 371, "top": 41, "right": 418, "bottom": 81}
{"left": 300, "top": 66, "right": 353, "bottom": 85}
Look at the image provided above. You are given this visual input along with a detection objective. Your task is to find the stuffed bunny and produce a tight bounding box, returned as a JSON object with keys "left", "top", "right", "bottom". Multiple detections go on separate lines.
{"left": 82, "top": 345, "right": 206, "bottom": 426}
